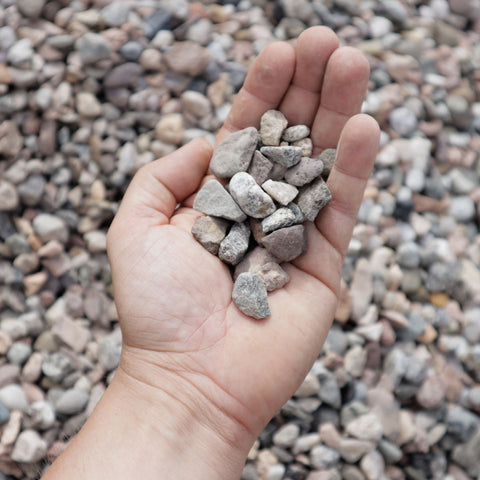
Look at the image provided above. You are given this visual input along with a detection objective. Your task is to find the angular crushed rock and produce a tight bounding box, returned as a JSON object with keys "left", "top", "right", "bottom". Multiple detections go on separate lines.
{"left": 262, "top": 225, "right": 308, "bottom": 262}
{"left": 260, "top": 146, "right": 303, "bottom": 168}
{"left": 191, "top": 216, "right": 230, "bottom": 255}
{"left": 193, "top": 179, "right": 247, "bottom": 222}
{"left": 232, "top": 272, "right": 271, "bottom": 319}
{"left": 261, "top": 208, "right": 297, "bottom": 234}
{"left": 296, "top": 177, "right": 332, "bottom": 221}
{"left": 261, "top": 179, "right": 299, "bottom": 205}
{"left": 193, "top": 110, "right": 332, "bottom": 318}
{"left": 260, "top": 109, "right": 288, "bottom": 146}
{"left": 248, "top": 150, "right": 273, "bottom": 185}
{"left": 229, "top": 172, "right": 276, "bottom": 218}
{"left": 285, "top": 157, "right": 325, "bottom": 187}
{"left": 282, "top": 125, "right": 310, "bottom": 142}
{"left": 218, "top": 222, "right": 251, "bottom": 265}
{"left": 319, "top": 148, "right": 337, "bottom": 179}
{"left": 209, "top": 127, "right": 259, "bottom": 178}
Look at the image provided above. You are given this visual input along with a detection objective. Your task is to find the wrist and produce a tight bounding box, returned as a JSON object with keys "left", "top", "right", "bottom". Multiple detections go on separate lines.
{"left": 45, "top": 347, "right": 255, "bottom": 480}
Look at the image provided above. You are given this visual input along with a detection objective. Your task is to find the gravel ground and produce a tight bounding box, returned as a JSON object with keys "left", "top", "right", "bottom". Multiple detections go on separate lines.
{"left": 0, "top": 0, "right": 480, "bottom": 479}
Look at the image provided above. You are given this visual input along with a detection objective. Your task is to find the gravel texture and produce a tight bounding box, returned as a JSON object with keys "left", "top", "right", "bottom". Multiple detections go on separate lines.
{"left": 0, "top": 0, "right": 480, "bottom": 479}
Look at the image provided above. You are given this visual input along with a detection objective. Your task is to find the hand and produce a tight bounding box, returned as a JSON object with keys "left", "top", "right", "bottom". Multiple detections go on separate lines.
{"left": 108, "top": 25, "right": 379, "bottom": 449}
{"left": 45, "top": 26, "right": 380, "bottom": 480}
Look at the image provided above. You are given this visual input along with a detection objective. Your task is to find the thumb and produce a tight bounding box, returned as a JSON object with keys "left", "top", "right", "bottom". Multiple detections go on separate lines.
{"left": 112, "top": 138, "right": 213, "bottom": 228}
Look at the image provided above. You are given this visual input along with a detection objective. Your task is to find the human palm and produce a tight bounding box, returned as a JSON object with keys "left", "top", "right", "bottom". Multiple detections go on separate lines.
{"left": 107, "top": 27, "right": 380, "bottom": 439}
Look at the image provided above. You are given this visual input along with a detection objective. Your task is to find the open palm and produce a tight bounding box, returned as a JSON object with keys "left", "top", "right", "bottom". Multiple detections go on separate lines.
{"left": 107, "top": 27, "right": 380, "bottom": 441}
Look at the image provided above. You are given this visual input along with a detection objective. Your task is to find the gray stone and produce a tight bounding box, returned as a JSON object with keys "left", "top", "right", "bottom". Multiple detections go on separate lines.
{"left": 389, "top": 107, "right": 418, "bottom": 137}
{"left": 318, "top": 370, "right": 342, "bottom": 408}
{"left": 260, "top": 110, "right": 288, "bottom": 146}
{"left": 319, "top": 149, "right": 336, "bottom": 178}
{"left": 0, "top": 26, "right": 16, "bottom": 51}
{"left": 232, "top": 272, "right": 270, "bottom": 319}
{"left": 194, "top": 180, "right": 247, "bottom": 222}
{"left": 164, "top": 41, "right": 210, "bottom": 76}
{"left": 7, "top": 39, "right": 33, "bottom": 67}
{"left": 98, "top": 334, "right": 122, "bottom": 372}
{"left": 339, "top": 438, "right": 375, "bottom": 463}
{"left": 219, "top": 222, "right": 250, "bottom": 265}
{"left": 229, "top": 172, "right": 276, "bottom": 219}
{"left": 310, "top": 445, "right": 341, "bottom": 470}
{"left": 293, "top": 137, "right": 313, "bottom": 157}
{"left": 360, "top": 450, "right": 385, "bottom": 480}
{"left": 345, "top": 413, "right": 383, "bottom": 442}
{"left": 452, "top": 429, "right": 480, "bottom": 477}
{"left": 397, "top": 241, "right": 421, "bottom": 268}
{"left": 100, "top": 1, "right": 130, "bottom": 27}
{"left": 262, "top": 180, "right": 299, "bottom": 205}
{"left": 262, "top": 208, "right": 297, "bottom": 234}
{"left": 17, "top": 174, "right": 45, "bottom": 207}
{"left": 33, "top": 213, "right": 69, "bottom": 243}
{"left": 192, "top": 216, "right": 230, "bottom": 255}
{"left": 449, "top": 196, "right": 476, "bottom": 222}
{"left": 282, "top": 125, "right": 310, "bottom": 142}
{"left": 0, "top": 384, "right": 29, "bottom": 412}
{"left": 0, "top": 400, "right": 10, "bottom": 425}
{"left": 55, "top": 389, "right": 89, "bottom": 415}
{"left": 445, "top": 405, "right": 479, "bottom": 442}
{"left": 296, "top": 177, "right": 332, "bottom": 221}
{"left": 0, "top": 180, "right": 19, "bottom": 211}
{"left": 104, "top": 63, "right": 143, "bottom": 88}
{"left": 0, "top": 121, "right": 23, "bottom": 157}
{"left": 341, "top": 465, "right": 366, "bottom": 480}
{"left": 120, "top": 41, "right": 145, "bottom": 61}
{"left": 262, "top": 225, "right": 307, "bottom": 262}
{"left": 287, "top": 203, "right": 306, "bottom": 223}
{"left": 285, "top": 157, "right": 324, "bottom": 187}
{"left": 28, "top": 400, "right": 56, "bottom": 430}
{"left": 11, "top": 429, "right": 47, "bottom": 463}
{"left": 378, "top": 439, "right": 403, "bottom": 464}
{"left": 17, "top": 0, "right": 46, "bottom": 18}
{"left": 76, "top": 33, "right": 112, "bottom": 64}
{"left": 260, "top": 146, "right": 303, "bottom": 168}
{"left": 210, "top": 128, "right": 259, "bottom": 178}
{"left": 248, "top": 151, "right": 273, "bottom": 185}
{"left": 273, "top": 422, "right": 300, "bottom": 448}
{"left": 6, "top": 342, "right": 32, "bottom": 366}
{"left": 233, "top": 247, "right": 289, "bottom": 292}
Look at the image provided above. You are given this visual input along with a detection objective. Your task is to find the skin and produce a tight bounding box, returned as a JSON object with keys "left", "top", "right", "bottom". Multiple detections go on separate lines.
{"left": 43, "top": 27, "right": 380, "bottom": 479}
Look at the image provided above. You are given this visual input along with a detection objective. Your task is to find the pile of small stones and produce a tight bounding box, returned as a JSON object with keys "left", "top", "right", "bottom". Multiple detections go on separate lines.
{"left": 192, "top": 109, "right": 333, "bottom": 318}
{"left": 1, "top": 0, "right": 480, "bottom": 479}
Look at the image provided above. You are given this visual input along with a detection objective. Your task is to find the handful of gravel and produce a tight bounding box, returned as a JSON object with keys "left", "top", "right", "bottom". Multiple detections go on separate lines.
{"left": 192, "top": 110, "right": 334, "bottom": 319}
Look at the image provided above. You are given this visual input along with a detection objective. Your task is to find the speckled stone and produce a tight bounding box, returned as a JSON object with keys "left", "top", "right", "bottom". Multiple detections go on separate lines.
{"left": 218, "top": 222, "right": 251, "bottom": 265}
{"left": 191, "top": 216, "right": 230, "bottom": 255}
{"left": 282, "top": 125, "right": 310, "bottom": 142}
{"left": 285, "top": 157, "right": 324, "bottom": 187}
{"left": 261, "top": 208, "right": 297, "bottom": 234}
{"left": 262, "top": 179, "right": 299, "bottom": 205}
{"left": 296, "top": 177, "right": 332, "bottom": 221}
{"left": 229, "top": 172, "right": 276, "bottom": 219}
{"left": 193, "top": 180, "right": 247, "bottom": 222}
{"left": 260, "top": 146, "right": 303, "bottom": 168}
{"left": 232, "top": 272, "right": 271, "bottom": 319}
{"left": 210, "top": 127, "right": 259, "bottom": 178}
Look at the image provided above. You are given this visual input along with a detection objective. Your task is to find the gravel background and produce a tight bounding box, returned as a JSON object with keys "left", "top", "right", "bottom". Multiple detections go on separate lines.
{"left": 0, "top": 0, "right": 480, "bottom": 479}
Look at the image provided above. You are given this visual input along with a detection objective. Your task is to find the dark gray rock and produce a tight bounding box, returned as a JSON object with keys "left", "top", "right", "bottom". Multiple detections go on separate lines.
{"left": 260, "top": 146, "right": 303, "bottom": 168}
{"left": 210, "top": 127, "right": 259, "bottom": 178}
{"left": 193, "top": 180, "right": 247, "bottom": 222}
{"left": 218, "top": 222, "right": 251, "bottom": 265}
{"left": 285, "top": 157, "right": 324, "bottom": 186}
{"left": 229, "top": 172, "right": 276, "bottom": 219}
{"left": 262, "top": 225, "right": 307, "bottom": 262}
{"left": 232, "top": 272, "right": 270, "bottom": 319}
{"left": 296, "top": 177, "right": 332, "bottom": 221}
{"left": 191, "top": 216, "right": 230, "bottom": 255}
